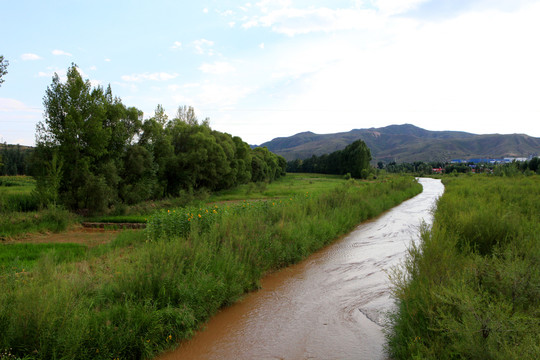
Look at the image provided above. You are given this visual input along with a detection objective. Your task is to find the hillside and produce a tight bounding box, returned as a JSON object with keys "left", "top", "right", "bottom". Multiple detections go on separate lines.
{"left": 259, "top": 124, "right": 540, "bottom": 163}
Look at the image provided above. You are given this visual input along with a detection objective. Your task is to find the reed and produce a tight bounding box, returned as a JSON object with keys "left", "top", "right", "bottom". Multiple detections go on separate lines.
{"left": 387, "top": 175, "right": 540, "bottom": 359}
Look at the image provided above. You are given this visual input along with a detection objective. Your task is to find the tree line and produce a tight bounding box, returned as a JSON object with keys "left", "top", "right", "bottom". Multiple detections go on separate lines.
{"left": 381, "top": 159, "right": 540, "bottom": 175}
{"left": 286, "top": 139, "right": 372, "bottom": 178}
{"left": 0, "top": 144, "right": 32, "bottom": 176}
{"left": 33, "top": 64, "right": 286, "bottom": 213}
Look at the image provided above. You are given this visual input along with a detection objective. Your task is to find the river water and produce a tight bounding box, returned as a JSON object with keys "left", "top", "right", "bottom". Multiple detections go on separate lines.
{"left": 159, "top": 178, "right": 444, "bottom": 360}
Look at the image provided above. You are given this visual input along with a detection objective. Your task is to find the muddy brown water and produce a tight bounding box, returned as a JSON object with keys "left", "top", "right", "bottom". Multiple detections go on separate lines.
{"left": 159, "top": 178, "right": 444, "bottom": 360}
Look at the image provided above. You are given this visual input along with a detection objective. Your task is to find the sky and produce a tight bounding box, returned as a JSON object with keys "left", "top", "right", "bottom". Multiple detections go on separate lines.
{"left": 1, "top": 0, "right": 540, "bottom": 146}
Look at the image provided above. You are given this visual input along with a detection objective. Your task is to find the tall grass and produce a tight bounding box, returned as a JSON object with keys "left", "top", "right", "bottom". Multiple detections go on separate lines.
{"left": 0, "top": 243, "right": 87, "bottom": 276}
{"left": 0, "top": 176, "right": 77, "bottom": 239}
{"left": 387, "top": 175, "right": 540, "bottom": 359}
{"left": 0, "top": 176, "right": 38, "bottom": 213}
{"left": 0, "top": 207, "right": 76, "bottom": 239}
{"left": 0, "top": 176, "right": 421, "bottom": 359}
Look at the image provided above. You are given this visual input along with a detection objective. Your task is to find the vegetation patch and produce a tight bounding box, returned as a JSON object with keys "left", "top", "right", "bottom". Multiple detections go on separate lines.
{"left": 0, "top": 176, "right": 421, "bottom": 359}
{"left": 84, "top": 215, "right": 148, "bottom": 224}
{"left": 0, "top": 207, "right": 76, "bottom": 239}
{"left": 0, "top": 243, "right": 87, "bottom": 276}
{"left": 387, "top": 175, "right": 540, "bottom": 359}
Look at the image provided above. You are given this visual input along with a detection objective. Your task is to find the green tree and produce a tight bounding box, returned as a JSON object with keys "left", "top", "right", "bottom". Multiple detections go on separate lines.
{"left": 340, "top": 140, "right": 372, "bottom": 178}
{"left": 36, "top": 64, "right": 142, "bottom": 212}
{"left": 0, "top": 55, "right": 8, "bottom": 86}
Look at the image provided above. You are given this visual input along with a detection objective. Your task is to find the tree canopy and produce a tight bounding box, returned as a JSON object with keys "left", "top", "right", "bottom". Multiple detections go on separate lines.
{"left": 35, "top": 64, "right": 286, "bottom": 213}
{"left": 287, "top": 139, "right": 372, "bottom": 179}
{"left": 0, "top": 55, "right": 8, "bottom": 86}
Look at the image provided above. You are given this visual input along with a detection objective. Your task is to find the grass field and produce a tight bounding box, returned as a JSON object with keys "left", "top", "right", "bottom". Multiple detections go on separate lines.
{"left": 387, "top": 175, "right": 540, "bottom": 359}
{"left": 0, "top": 176, "right": 38, "bottom": 213}
{"left": 0, "top": 174, "right": 422, "bottom": 359}
{"left": 89, "top": 173, "right": 346, "bottom": 222}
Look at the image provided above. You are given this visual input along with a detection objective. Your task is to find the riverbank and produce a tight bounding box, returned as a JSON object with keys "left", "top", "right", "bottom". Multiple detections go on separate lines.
{"left": 0, "top": 176, "right": 422, "bottom": 359}
{"left": 158, "top": 178, "right": 443, "bottom": 360}
{"left": 387, "top": 175, "right": 540, "bottom": 359}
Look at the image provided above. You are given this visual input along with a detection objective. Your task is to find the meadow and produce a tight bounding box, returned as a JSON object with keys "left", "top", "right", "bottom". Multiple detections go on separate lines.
{"left": 0, "top": 174, "right": 421, "bottom": 359}
{"left": 387, "top": 175, "right": 540, "bottom": 359}
{"left": 0, "top": 176, "right": 76, "bottom": 239}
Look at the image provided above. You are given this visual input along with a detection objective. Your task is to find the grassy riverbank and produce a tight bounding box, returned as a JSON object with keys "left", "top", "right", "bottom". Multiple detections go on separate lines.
{"left": 0, "top": 175, "right": 421, "bottom": 359}
{"left": 387, "top": 175, "right": 540, "bottom": 359}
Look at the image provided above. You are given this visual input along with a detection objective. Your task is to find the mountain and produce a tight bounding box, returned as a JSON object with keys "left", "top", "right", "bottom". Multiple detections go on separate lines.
{"left": 259, "top": 124, "right": 540, "bottom": 163}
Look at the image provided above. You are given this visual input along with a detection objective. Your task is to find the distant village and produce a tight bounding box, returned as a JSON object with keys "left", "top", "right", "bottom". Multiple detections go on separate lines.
{"left": 449, "top": 156, "right": 533, "bottom": 164}
{"left": 431, "top": 155, "right": 538, "bottom": 174}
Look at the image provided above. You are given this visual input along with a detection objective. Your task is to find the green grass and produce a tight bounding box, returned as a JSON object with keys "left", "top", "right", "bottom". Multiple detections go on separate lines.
{"left": 208, "top": 173, "right": 345, "bottom": 202}
{"left": 0, "top": 176, "right": 38, "bottom": 213}
{"left": 0, "top": 243, "right": 87, "bottom": 276}
{"left": 84, "top": 215, "right": 148, "bottom": 224}
{"left": 0, "top": 175, "right": 422, "bottom": 359}
{"left": 387, "top": 175, "right": 540, "bottom": 359}
{"left": 0, "top": 207, "right": 77, "bottom": 239}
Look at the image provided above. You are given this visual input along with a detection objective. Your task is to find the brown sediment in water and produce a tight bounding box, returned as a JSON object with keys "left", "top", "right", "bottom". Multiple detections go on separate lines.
{"left": 158, "top": 178, "right": 444, "bottom": 360}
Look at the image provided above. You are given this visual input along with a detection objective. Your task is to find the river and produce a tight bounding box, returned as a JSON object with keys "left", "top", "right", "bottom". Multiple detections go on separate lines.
{"left": 158, "top": 178, "right": 444, "bottom": 360}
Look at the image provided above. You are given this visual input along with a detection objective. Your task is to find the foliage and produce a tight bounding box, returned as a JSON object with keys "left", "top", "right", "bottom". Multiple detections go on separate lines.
{"left": 286, "top": 139, "right": 372, "bottom": 179}
{"left": 34, "top": 65, "right": 286, "bottom": 214}
{"left": 0, "top": 144, "right": 33, "bottom": 176}
{"left": 0, "top": 55, "right": 8, "bottom": 86}
{"left": 387, "top": 175, "right": 540, "bottom": 359}
{"left": 0, "top": 176, "right": 421, "bottom": 359}
{"left": 0, "top": 206, "right": 76, "bottom": 239}
{"left": 379, "top": 158, "right": 540, "bottom": 176}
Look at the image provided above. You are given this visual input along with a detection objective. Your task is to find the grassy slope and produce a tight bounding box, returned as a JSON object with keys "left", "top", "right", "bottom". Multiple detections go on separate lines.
{"left": 387, "top": 175, "right": 540, "bottom": 359}
{"left": 0, "top": 175, "right": 421, "bottom": 359}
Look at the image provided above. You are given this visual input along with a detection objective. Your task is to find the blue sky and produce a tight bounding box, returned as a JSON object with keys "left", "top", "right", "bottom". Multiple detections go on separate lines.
{"left": 1, "top": 0, "right": 540, "bottom": 146}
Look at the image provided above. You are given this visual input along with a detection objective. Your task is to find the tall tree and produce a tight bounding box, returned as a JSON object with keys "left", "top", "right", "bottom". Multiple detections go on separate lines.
{"left": 0, "top": 55, "right": 8, "bottom": 86}
{"left": 36, "top": 64, "right": 142, "bottom": 212}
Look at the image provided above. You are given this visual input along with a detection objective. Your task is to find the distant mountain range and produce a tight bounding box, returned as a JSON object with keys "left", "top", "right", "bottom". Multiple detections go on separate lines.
{"left": 258, "top": 124, "right": 540, "bottom": 163}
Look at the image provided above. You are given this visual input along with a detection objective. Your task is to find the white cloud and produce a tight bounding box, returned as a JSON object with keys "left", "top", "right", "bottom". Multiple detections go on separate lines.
{"left": 0, "top": 98, "right": 41, "bottom": 146}
{"left": 104, "top": 58, "right": 111, "bottom": 62}
{"left": 171, "top": 41, "right": 182, "bottom": 50}
{"left": 21, "top": 53, "right": 41, "bottom": 61}
{"left": 0, "top": 98, "right": 41, "bottom": 113}
{"left": 121, "top": 72, "right": 179, "bottom": 82}
{"left": 52, "top": 49, "right": 72, "bottom": 56}
{"left": 197, "top": 83, "right": 254, "bottom": 106}
{"left": 198, "top": 61, "right": 236, "bottom": 75}
{"left": 242, "top": 6, "right": 382, "bottom": 35}
{"left": 374, "top": 0, "right": 430, "bottom": 16}
{"left": 89, "top": 79, "right": 102, "bottom": 87}
{"left": 193, "top": 39, "right": 215, "bottom": 55}
{"left": 259, "top": 43, "right": 265, "bottom": 49}
{"left": 203, "top": 7, "right": 208, "bottom": 13}
{"left": 244, "top": 2, "right": 540, "bottom": 140}
{"left": 38, "top": 68, "right": 67, "bottom": 81}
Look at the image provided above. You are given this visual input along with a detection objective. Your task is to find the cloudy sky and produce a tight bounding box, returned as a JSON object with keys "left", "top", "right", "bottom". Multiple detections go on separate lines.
{"left": 1, "top": 0, "right": 540, "bottom": 146}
